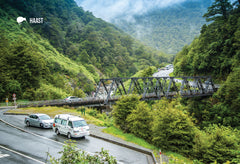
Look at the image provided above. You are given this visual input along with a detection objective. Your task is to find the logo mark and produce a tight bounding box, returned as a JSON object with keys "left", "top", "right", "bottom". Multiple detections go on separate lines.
{"left": 29, "top": 18, "right": 43, "bottom": 24}
{"left": 17, "top": 16, "right": 27, "bottom": 24}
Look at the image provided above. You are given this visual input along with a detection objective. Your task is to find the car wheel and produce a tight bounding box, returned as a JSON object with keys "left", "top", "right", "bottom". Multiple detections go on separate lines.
{"left": 26, "top": 121, "right": 30, "bottom": 127}
{"left": 40, "top": 123, "right": 43, "bottom": 128}
{"left": 56, "top": 129, "right": 60, "bottom": 135}
{"left": 67, "top": 133, "right": 71, "bottom": 139}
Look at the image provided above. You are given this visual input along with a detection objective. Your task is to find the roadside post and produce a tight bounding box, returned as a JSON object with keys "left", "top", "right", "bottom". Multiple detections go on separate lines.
{"left": 6, "top": 98, "right": 8, "bottom": 106}
{"left": 159, "top": 149, "right": 162, "bottom": 164}
{"left": 81, "top": 107, "right": 85, "bottom": 116}
{"left": 13, "top": 93, "right": 17, "bottom": 109}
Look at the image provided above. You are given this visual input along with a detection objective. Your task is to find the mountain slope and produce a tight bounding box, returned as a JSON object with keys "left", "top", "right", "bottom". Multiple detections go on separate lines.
{"left": 173, "top": 1, "right": 240, "bottom": 128}
{"left": 0, "top": 11, "right": 97, "bottom": 100}
{"left": 0, "top": 0, "right": 171, "bottom": 101}
{"left": 76, "top": 0, "right": 212, "bottom": 54}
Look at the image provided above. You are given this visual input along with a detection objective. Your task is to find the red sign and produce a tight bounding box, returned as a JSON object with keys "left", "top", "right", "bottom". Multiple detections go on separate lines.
{"left": 13, "top": 93, "right": 16, "bottom": 98}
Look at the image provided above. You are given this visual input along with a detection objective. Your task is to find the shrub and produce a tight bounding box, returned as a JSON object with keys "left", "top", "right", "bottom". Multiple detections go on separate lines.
{"left": 193, "top": 124, "right": 240, "bottom": 163}
{"left": 88, "top": 109, "right": 98, "bottom": 117}
{"left": 34, "top": 83, "right": 68, "bottom": 100}
{"left": 73, "top": 88, "right": 85, "bottom": 98}
{"left": 126, "top": 101, "right": 153, "bottom": 141}
{"left": 112, "top": 94, "right": 140, "bottom": 132}
{"left": 48, "top": 141, "right": 117, "bottom": 164}
{"left": 151, "top": 99, "right": 196, "bottom": 155}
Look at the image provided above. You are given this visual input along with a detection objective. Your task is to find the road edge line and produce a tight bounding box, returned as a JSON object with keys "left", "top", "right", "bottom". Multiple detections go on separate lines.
{"left": 1, "top": 113, "right": 157, "bottom": 164}
{"left": 0, "top": 118, "right": 64, "bottom": 146}
{"left": 0, "top": 145, "right": 45, "bottom": 164}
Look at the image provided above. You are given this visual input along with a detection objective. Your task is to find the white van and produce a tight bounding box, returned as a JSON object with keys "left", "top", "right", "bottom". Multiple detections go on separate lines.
{"left": 53, "top": 114, "right": 90, "bottom": 139}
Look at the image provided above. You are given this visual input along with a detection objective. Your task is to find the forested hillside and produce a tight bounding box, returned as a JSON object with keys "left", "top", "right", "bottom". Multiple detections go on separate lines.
{"left": 0, "top": 0, "right": 171, "bottom": 101}
{"left": 111, "top": 1, "right": 240, "bottom": 163}
{"left": 83, "top": 0, "right": 211, "bottom": 54}
{"left": 174, "top": 0, "right": 240, "bottom": 129}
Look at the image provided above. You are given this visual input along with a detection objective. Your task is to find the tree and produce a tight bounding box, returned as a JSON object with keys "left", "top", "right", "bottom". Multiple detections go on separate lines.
{"left": 193, "top": 125, "right": 240, "bottom": 163}
{"left": 6, "top": 80, "right": 21, "bottom": 96}
{"left": 126, "top": 101, "right": 153, "bottom": 141}
{"left": 66, "top": 44, "right": 79, "bottom": 60}
{"left": 233, "top": 0, "right": 240, "bottom": 7}
{"left": 141, "top": 66, "right": 157, "bottom": 77}
{"left": 112, "top": 95, "right": 140, "bottom": 132}
{"left": 78, "top": 49, "right": 90, "bottom": 63}
{"left": 73, "top": 88, "right": 85, "bottom": 98}
{"left": 152, "top": 99, "right": 196, "bottom": 155}
{"left": 203, "top": 0, "right": 233, "bottom": 21}
{"left": 212, "top": 67, "right": 240, "bottom": 128}
{"left": 7, "top": 40, "right": 49, "bottom": 90}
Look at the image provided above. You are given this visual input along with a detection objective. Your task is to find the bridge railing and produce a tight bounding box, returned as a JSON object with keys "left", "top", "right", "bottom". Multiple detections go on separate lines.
{"left": 16, "top": 96, "right": 119, "bottom": 108}
{"left": 16, "top": 76, "right": 218, "bottom": 107}
{"left": 94, "top": 76, "right": 218, "bottom": 104}
{"left": 17, "top": 99, "right": 65, "bottom": 107}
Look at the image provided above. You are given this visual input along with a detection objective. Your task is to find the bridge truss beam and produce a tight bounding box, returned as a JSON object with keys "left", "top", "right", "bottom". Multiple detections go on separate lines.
{"left": 94, "top": 76, "right": 217, "bottom": 104}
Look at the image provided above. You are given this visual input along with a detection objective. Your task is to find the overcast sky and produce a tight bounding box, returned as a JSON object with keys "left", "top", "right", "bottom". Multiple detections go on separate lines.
{"left": 75, "top": 0, "right": 188, "bottom": 22}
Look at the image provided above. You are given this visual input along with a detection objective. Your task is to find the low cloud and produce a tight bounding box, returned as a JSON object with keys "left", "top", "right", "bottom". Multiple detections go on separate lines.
{"left": 75, "top": 0, "right": 187, "bottom": 22}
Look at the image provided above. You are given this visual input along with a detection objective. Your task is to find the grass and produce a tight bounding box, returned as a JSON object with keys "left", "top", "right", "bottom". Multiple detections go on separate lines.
{"left": 165, "top": 152, "right": 202, "bottom": 164}
{"left": 0, "top": 99, "right": 28, "bottom": 106}
{"left": 6, "top": 106, "right": 108, "bottom": 127}
{"left": 102, "top": 126, "right": 199, "bottom": 164}
{"left": 102, "top": 126, "right": 158, "bottom": 151}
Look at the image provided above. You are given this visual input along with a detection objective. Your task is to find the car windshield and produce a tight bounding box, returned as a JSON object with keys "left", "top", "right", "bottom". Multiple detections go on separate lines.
{"left": 39, "top": 115, "right": 51, "bottom": 120}
{"left": 73, "top": 120, "right": 87, "bottom": 127}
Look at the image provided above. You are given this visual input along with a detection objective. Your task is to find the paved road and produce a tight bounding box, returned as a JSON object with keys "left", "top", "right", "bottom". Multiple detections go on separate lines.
{"left": 0, "top": 145, "right": 45, "bottom": 164}
{"left": 0, "top": 121, "right": 62, "bottom": 163}
{"left": 153, "top": 68, "right": 173, "bottom": 77}
{"left": 152, "top": 68, "right": 218, "bottom": 89}
{"left": 0, "top": 108, "right": 149, "bottom": 164}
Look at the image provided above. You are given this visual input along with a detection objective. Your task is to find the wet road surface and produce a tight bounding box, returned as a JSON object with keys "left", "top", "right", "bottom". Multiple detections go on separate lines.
{"left": 0, "top": 146, "right": 44, "bottom": 164}
{"left": 0, "top": 121, "right": 61, "bottom": 163}
{"left": 0, "top": 109, "right": 149, "bottom": 164}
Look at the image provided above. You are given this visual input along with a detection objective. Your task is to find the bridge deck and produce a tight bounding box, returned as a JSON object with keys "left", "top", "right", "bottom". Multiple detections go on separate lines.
{"left": 17, "top": 90, "right": 216, "bottom": 108}
{"left": 17, "top": 76, "right": 218, "bottom": 108}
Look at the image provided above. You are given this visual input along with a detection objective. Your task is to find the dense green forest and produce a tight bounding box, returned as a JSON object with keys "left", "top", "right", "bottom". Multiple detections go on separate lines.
{"left": 111, "top": 1, "right": 240, "bottom": 163}
{"left": 112, "top": 0, "right": 211, "bottom": 54}
{"left": 0, "top": 0, "right": 171, "bottom": 101}
{"left": 174, "top": 0, "right": 240, "bottom": 129}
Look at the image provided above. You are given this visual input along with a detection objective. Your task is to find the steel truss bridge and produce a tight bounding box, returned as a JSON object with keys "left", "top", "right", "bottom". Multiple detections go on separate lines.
{"left": 94, "top": 76, "right": 217, "bottom": 105}
{"left": 17, "top": 76, "right": 217, "bottom": 108}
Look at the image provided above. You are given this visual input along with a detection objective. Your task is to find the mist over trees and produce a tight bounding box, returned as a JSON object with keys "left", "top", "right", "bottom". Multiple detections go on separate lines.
{"left": 78, "top": 0, "right": 213, "bottom": 54}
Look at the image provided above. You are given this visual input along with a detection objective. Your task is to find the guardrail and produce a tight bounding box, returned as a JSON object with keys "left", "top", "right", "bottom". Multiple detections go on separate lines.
{"left": 16, "top": 96, "right": 117, "bottom": 108}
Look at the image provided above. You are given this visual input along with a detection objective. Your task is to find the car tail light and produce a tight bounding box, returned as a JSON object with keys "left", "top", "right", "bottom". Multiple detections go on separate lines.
{"left": 53, "top": 123, "right": 55, "bottom": 127}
